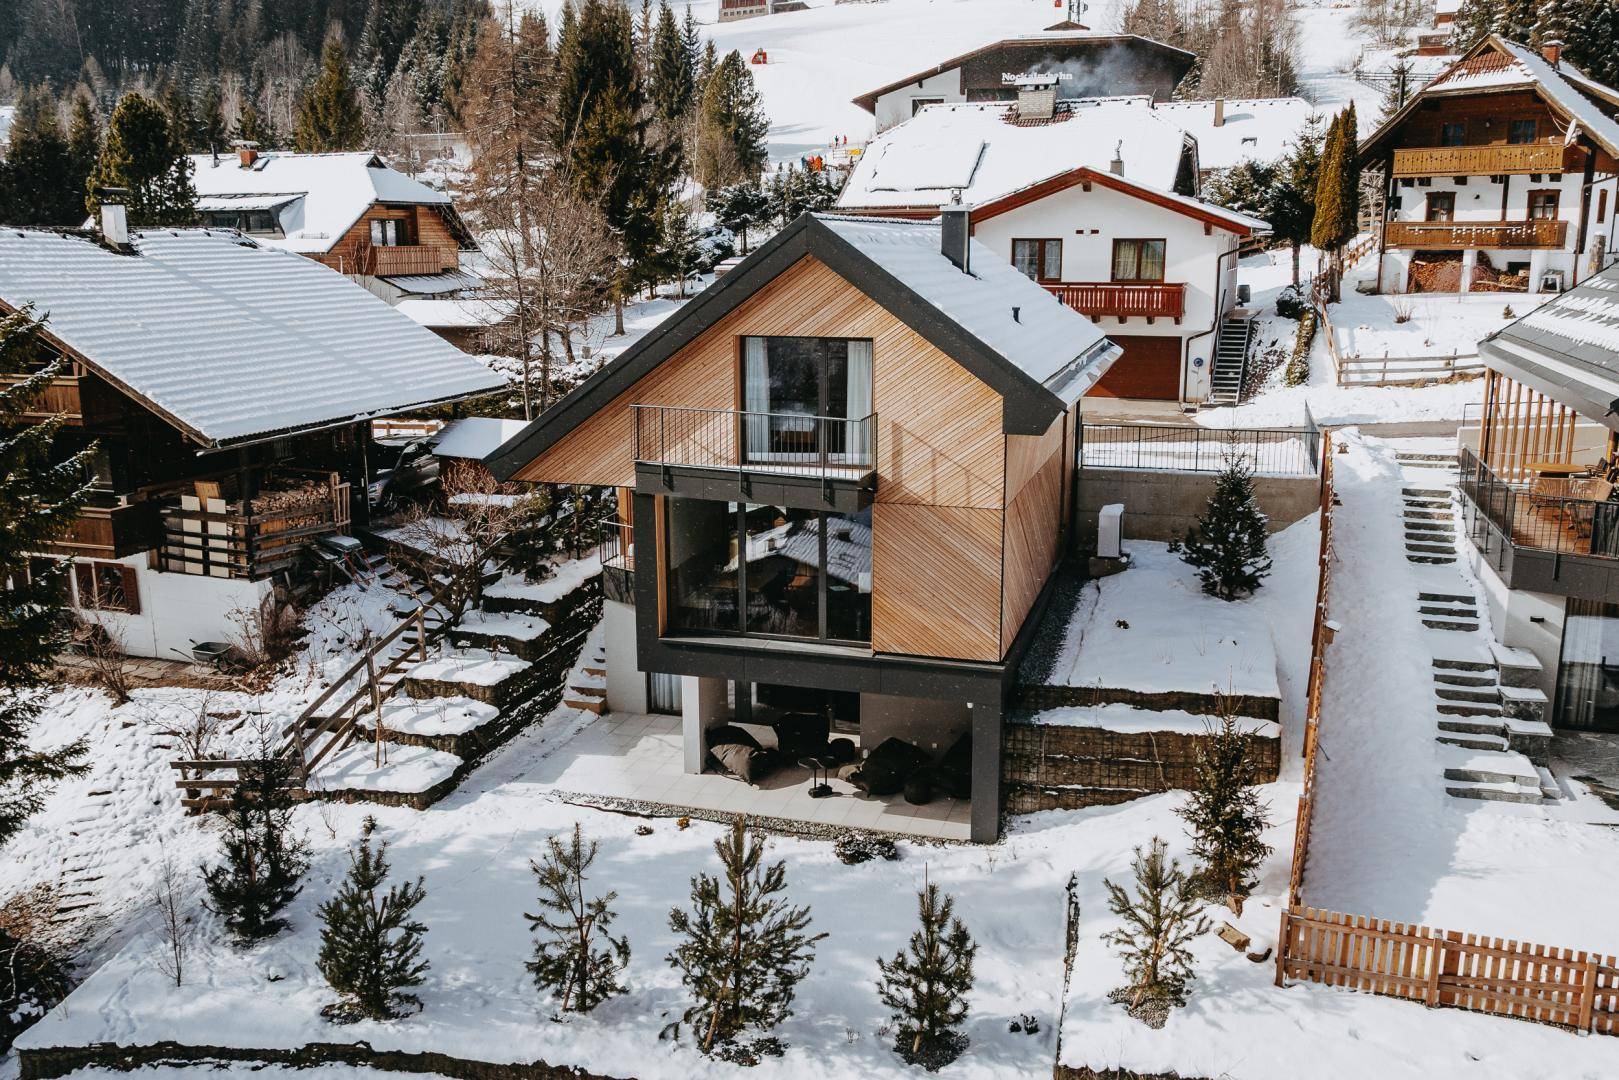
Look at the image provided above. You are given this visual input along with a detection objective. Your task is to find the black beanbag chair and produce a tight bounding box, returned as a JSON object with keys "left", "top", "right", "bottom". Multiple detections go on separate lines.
{"left": 856, "top": 737, "right": 930, "bottom": 796}
{"left": 826, "top": 737, "right": 857, "bottom": 764}
{"left": 707, "top": 725, "right": 761, "bottom": 751}
{"left": 771, "top": 711, "right": 830, "bottom": 758}
{"left": 711, "top": 742, "right": 776, "bottom": 784}
{"left": 903, "top": 770, "right": 936, "bottom": 805}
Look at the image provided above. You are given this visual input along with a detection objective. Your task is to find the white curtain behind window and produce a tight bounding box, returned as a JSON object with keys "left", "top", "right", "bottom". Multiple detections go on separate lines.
{"left": 846, "top": 340, "right": 873, "bottom": 464}
{"left": 744, "top": 337, "right": 770, "bottom": 460}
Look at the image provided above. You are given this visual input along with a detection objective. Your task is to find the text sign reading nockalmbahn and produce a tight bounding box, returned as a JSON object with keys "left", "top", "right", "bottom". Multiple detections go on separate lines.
{"left": 1002, "top": 71, "right": 1073, "bottom": 84}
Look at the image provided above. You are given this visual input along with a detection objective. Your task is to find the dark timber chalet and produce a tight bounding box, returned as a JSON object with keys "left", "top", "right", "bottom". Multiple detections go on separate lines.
{"left": 488, "top": 212, "right": 1121, "bottom": 841}
{"left": 0, "top": 213, "right": 502, "bottom": 660}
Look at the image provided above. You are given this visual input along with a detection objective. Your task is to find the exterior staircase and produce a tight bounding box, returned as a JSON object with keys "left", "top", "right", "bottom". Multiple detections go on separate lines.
{"left": 564, "top": 644, "right": 609, "bottom": 714}
{"left": 1207, "top": 315, "right": 1255, "bottom": 405}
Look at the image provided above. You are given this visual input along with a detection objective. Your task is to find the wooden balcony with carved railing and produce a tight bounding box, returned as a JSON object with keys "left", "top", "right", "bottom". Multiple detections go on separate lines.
{"left": 1391, "top": 142, "right": 1581, "bottom": 177}
{"left": 1044, "top": 281, "right": 1187, "bottom": 322}
{"left": 1383, "top": 218, "right": 1568, "bottom": 250}
{"left": 364, "top": 243, "right": 459, "bottom": 276}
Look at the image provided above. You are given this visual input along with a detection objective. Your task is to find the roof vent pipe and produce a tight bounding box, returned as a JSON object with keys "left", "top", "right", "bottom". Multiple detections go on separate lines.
{"left": 1110, "top": 141, "right": 1125, "bottom": 176}
{"left": 1542, "top": 39, "right": 1563, "bottom": 67}
{"left": 1213, "top": 98, "right": 1226, "bottom": 127}
{"left": 940, "top": 199, "right": 971, "bottom": 275}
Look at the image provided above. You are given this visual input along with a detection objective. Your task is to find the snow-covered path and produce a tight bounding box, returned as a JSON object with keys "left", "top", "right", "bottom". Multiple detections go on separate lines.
{"left": 1303, "top": 433, "right": 1619, "bottom": 951}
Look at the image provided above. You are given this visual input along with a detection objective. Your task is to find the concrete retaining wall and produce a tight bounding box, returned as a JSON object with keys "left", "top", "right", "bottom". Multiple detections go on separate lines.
{"left": 1076, "top": 466, "right": 1320, "bottom": 548}
{"left": 1001, "top": 719, "right": 1281, "bottom": 815}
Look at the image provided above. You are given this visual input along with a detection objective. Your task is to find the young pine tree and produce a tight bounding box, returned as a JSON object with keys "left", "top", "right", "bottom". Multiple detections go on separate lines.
{"left": 706, "top": 179, "right": 771, "bottom": 254}
{"left": 87, "top": 93, "right": 198, "bottom": 227}
{"left": 1177, "top": 698, "right": 1273, "bottom": 912}
{"left": 667, "top": 818, "right": 825, "bottom": 1057}
{"left": 0, "top": 308, "right": 92, "bottom": 849}
{"left": 875, "top": 880, "right": 978, "bottom": 1071}
{"left": 1102, "top": 838, "right": 1211, "bottom": 1028}
{"left": 295, "top": 35, "right": 368, "bottom": 153}
{"left": 694, "top": 49, "right": 769, "bottom": 189}
{"left": 317, "top": 823, "right": 430, "bottom": 1022}
{"left": 202, "top": 740, "right": 309, "bottom": 942}
{"left": 0, "top": 89, "right": 81, "bottom": 226}
{"left": 1270, "top": 113, "right": 1324, "bottom": 287}
{"left": 1179, "top": 452, "right": 1271, "bottom": 600}
{"left": 524, "top": 824, "right": 631, "bottom": 1014}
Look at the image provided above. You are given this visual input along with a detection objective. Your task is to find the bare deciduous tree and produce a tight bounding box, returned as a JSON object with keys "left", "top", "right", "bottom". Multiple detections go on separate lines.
{"left": 152, "top": 846, "right": 193, "bottom": 988}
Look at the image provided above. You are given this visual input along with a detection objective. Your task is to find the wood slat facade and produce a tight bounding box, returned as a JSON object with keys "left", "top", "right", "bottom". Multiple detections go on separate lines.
{"left": 315, "top": 203, "right": 462, "bottom": 277}
{"left": 515, "top": 254, "right": 1074, "bottom": 664}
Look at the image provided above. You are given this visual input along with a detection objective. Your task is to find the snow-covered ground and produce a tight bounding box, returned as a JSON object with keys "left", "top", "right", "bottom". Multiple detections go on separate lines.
{"left": 1302, "top": 433, "right": 1619, "bottom": 952}
{"left": 1328, "top": 290, "right": 1534, "bottom": 363}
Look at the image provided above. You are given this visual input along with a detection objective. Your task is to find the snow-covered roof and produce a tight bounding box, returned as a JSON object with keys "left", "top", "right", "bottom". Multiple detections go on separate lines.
{"left": 0, "top": 228, "right": 504, "bottom": 447}
{"left": 188, "top": 152, "right": 456, "bottom": 255}
{"left": 382, "top": 269, "right": 484, "bottom": 295}
{"left": 838, "top": 99, "right": 1190, "bottom": 209}
{"left": 396, "top": 297, "right": 514, "bottom": 329}
{"left": 1151, "top": 97, "right": 1318, "bottom": 170}
{"left": 817, "top": 214, "right": 1116, "bottom": 402}
{"left": 1495, "top": 40, "right": 1619, "bottom": 157}
{"left": 432, "top": 417, "right": 530, "bottom": 460}
{"left": 1481, "top": 262, "right": 1619, "bottom": 427}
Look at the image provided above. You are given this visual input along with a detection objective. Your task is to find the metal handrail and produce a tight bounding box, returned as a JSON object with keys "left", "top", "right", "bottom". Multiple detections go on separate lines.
{"left": 1079, "top": 421, "right": 1320, "bottom": 476}
{"left": 1459, "top": 446, "right": 1619, "bottom": 560}
{"left": 630, "top": 404, "right": 877, "bottom": 481}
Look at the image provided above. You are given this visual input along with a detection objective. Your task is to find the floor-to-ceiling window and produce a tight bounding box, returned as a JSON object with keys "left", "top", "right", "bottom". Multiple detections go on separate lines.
{"left": 1556, "top": 598, "right": 1619, "bottom": 732}
{"left": 665, "top": 498, "right": 872, "bottom": 644}
{"left": 741, "top": 336, "right": 873, "bottom": 467}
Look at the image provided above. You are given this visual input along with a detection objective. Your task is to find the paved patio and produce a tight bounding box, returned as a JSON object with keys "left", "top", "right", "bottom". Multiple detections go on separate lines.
{"left": 532, "top": 712, "right": 971, "bottom": 841}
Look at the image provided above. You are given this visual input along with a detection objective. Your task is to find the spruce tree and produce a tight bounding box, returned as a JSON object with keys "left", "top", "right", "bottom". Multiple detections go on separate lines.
{"left": 524, "top": 824, "right": 631, "bottom": 1014}
{"left": 1269, "top": 113, "right": 1323, "bottom": 287}
{"left": 667, "top": 818, "right": 825, "bottom": 1057}
{"left": 66, "top": 93, "right": 101, "bottom": 199}
{"left": 706, "top": 179, "right": 771, "bottom": 254}
{"left": 294, "top": 35, "right": 367, "bottom": 153}
{"left": 1177, "top": 700, "right": 1273, "bottom": 912}
{"left": 0, "top": 308, "right": 91, "bottom": 849}
{"left": 1179, "top": 451, "right": 1271, "bottom": 600}
{"left": 0, "top": 88, "right": 80, "bottom": 226}
{"left": 651, "top": 1, "right": 695, "bottom": 147}
{"left": 694, "top": 50, "right": 769, "bottom": 189}
{"left": 875, "top": 880, "right": 977, "bottom": 1071}
{"left": 87, "top": 93, "right": 199, "bottom": 227}
{"left": 202, "top": 741, "right": 309, "bottom": 942}
{"left": 1102, "top": 838, "right": 1210, "bottom": 1028}
{"left": 235, "top": 101, "right": 275, "bottom": 150}
{"left": 317, "top": 823, "right": 430, "bottom": 1022}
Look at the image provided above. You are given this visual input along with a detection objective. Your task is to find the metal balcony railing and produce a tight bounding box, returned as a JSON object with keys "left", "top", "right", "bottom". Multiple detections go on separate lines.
{"left": 631, "top": 404, "right": 876, "bottom": 481}
{"left": 1459, "top": 446, "right": 1619, "bottom": 559}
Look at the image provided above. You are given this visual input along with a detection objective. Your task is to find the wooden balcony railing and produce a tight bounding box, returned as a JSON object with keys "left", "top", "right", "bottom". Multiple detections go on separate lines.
{"left": 43, "top": 501, "right": 160, "bottom": 559}
{"left": 365, "top": 244, "right": 459, "bottom": 276}
{"left": 1391, "top": 142, "right": 1579, "bottom": 177}
{"left": 1, "top": 366, "right": 122, "bottom": 427}
{"left": 1044, "top": 281, "right": 1186, "bottom": 322}
{"left": 1383, "top": 219, "right": 1568, "bottom": 250}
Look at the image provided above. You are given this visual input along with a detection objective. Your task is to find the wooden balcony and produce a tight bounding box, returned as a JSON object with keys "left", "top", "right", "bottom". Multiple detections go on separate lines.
{"left": 365, "top": 244, "right": 459, "bottom": 276}
{"left": 1392, "top": 143, "right": 1580, "bottom": 177}
{"left": 1383, "top": 219, "right": 1568, "bottom": 250}
{"left": 1044, "top": 281, "right": 1186, "bottom": 322}
{"left": 42, "top": 501, "right": 159, "bottom": 559}
{"left": 1, "top": 366, "right": 122, "bottom": 427}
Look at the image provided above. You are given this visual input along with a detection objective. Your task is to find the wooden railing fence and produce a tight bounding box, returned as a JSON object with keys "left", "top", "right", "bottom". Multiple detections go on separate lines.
{"left": 1286, "top": 439, "right": 1335, "bottom": 909}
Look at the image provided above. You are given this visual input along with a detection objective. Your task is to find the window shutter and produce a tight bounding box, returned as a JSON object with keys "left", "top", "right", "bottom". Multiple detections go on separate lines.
{"left": 73, "top": 563, "right": 95, "bottom": 607}
{"left": 119, "top": 565, "right": 141, "bottom": 614}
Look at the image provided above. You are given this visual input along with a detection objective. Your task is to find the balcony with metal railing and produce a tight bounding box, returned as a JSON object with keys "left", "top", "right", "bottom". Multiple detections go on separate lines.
{"left": 1044, "top": 281, "right": 1186, "bottom": 322}
{"left": 632, "top": 404, "right": 877, "bottom": 483}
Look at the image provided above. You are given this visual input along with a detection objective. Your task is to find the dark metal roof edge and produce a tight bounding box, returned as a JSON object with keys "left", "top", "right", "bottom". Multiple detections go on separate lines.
{"left": 1479, "top": 336, "right": 1619, "bottom": 431}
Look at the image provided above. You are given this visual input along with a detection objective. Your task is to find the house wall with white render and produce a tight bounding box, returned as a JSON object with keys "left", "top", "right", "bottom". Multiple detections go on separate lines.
{"left": 971, "top": 182, "right": 1246, "bottom": 402}
{"left": 69, "top": 553, "right": 274, "bottom": 661}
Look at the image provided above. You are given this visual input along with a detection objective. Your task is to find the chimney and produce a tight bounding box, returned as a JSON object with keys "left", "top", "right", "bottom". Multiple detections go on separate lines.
{"left": 96, "top": 187, "right": 130, "bottom": 247}
{"left": 237, "top": 145, "right": 259, "bottom": 169}
{"left": 1542, "top": 40, "right": 1563, "bottom": 67}
{"left": 1110, "top": 141, "right": 1125, "bottom": 177}
{"left": 940, "top": 200, "right": 971, "bottom": 274}
{"left": 1014, "top": 73, "right": 1059, "bottom": 122}
{"left": 1213, "top": 98, "right": 1226, "bottom": 127}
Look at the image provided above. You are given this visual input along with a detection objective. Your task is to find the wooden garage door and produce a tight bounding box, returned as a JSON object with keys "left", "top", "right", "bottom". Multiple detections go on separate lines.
{"left": 1089, "top": 335, "right": 1181, "bottom": 400}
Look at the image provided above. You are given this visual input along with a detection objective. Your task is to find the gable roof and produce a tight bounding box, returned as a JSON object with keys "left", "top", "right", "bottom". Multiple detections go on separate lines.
{"left": 1360, "top": 35, "right": 1619, "bottom": 162}
{"left": 970, "top": 165, "right": 1269, "bottom": 235}
{"left": 850, "top": 33, "right": 1196, "bottom": 113}
{"left": 188, "top": 151, "right": 473, "bottom": 255}
{"left": 0, "top": 228, "right": 505, "bottom": 448}
{"left": 837, "top": 99, "right": 1193, "bottom": 210}
{"left": 485, "top": 213, "right": 1120, "bottom": 480}
{"left": 1480, "top": 263, "right": 1619, "bottom": 428}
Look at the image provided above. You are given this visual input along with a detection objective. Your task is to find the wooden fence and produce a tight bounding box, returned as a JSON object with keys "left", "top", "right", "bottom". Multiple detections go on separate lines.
{"left": 1286, "top": 439, "right": 1335, "bottom": 909}
{"left": 1315, "top": 299, "right": 1485, "bottom": 387}
{"left": 1278, "top": 908, "right": 1619, "bottom": 1035}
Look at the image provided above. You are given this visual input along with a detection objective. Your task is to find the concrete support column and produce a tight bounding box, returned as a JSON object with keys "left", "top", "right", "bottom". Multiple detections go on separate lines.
{"left": 969, "top": 698, "right": 1003, "bottom": 844}
{"left": 1459, "top": 249, "right": 1478, "bottom": 293}
{"left": 681, "top": 675, "right": 728, "bottom": 774}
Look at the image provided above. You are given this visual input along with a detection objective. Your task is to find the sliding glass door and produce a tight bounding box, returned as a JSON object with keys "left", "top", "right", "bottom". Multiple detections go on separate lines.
{"left": 1555, "top": 598, "right": 1619, "bottom": 732}
{"left": 665, "top": 498, "right": 872, "bottom": 644}
{"left": 741, "top": 336, "right": 872, "bottom": 467}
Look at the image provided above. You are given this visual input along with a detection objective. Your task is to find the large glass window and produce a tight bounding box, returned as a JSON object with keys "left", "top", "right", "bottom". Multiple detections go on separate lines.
{"left": 1556, "top": 598, "right": 1619, "bottom": 732}
{"left": 665, "top": 499, "right": 872, "bottom": 644}
{"left": 741, "top": 337, "right": 873, "bottom": 466}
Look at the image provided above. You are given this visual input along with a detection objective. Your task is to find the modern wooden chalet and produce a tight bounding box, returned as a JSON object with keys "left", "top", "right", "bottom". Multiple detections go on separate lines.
{"left": 1461, "top": 260, "right": 1619, "bottom": 732}
{"left": 852, "top": 31, "right": 1196, "bottom": 133}
{"left": 837, "top": 94, "right": 1268, "bottom": 403}
{"left": 1360, "top": 36, "right": 1619, "bottom": 294}
{"left": 0, "top": 218, "right": 502, "bottom": 659}
{"left": 189, "top": 149, "right": 477, "bottom": 292}
{"left": 487, "top": 212, "right": 1121, "bottom": 841}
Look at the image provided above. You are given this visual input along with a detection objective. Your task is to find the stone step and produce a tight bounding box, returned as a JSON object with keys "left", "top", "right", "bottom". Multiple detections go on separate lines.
{"left": 1396, "top": 452, "right": 1459, "bottom": 463}
{"left": 1436, "top": 685, "right": 1501, "bottom": 704}
{"left": 1433, "top": 656, "right": 1495, "bottom": 673}
{"left": 1403, "top": 487, "right": 1452, "bottom": 498}
{"left": 1443, "top": 762, "right": 1539, "bottom": 788}
{"left": 1437, "top": 733, "right": 1511, "bottom": 752}
{"left": 1409, "top": 555, "right": 1458, "bottom": 565}
{"left": 1419, "top": 603, "right": 1477, "bottom": 617}
{"left": 1536, "top": 765, "right": 1565, "bottom": 802}
{"left": 1421, "top": 617, "right": 1480, "bottom": 632}
{"left": 1409, "top": 545, "right": 1458, "bottom": 557}
{"left": 1438, "top": 700, "right": 1502, "bottom": 717}
{"left": 564, "top": 696, "right": 606, "bottom": 715}
{"left": 1446, "top": 781, "right": 1544, "bottom": 804}
{"left": 1433, "top": 670, "right": 1497, "bottom": 688}
{"left": 1420, "top": 591, "right": 1476, "bottom": 604}
{"left": 1404, "top": 498, "right": 1452, "bottom": 510}
{"left": 1404, "top": 509, "right": 1453, "bottom": 521}
{"left": 1438, "top": 716, "right": 1507, "bottom": 736}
